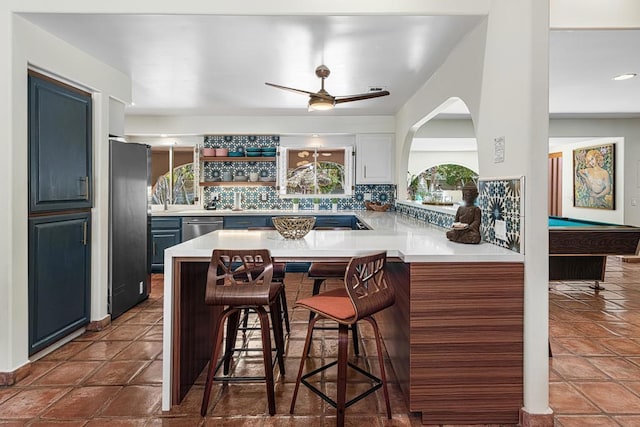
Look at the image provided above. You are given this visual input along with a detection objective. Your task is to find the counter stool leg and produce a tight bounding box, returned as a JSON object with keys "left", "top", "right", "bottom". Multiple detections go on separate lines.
{"left": 256, "top": 306, "right": 276, "bottom": 415}
{"left": 201, "top": 310, "right": 231, "bottom": 416}
{"left": 268, "top": 296, "right": 286, "bottom": 375}
{"left": 366, "top": 317, "right": 391, "bottom": 419}
{"left": 336, "top": 323, "right": 349, "bottom": 427}
{"left": 223, "top": 311, "right": 241, "bottom": 375}
{"left": 290, "top": 317, "right": 319, "bottom": 414}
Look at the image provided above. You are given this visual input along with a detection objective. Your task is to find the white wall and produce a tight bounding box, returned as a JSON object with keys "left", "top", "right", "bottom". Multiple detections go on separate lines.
{"left": 1, "top": 14, "right": 130, "bottom": 372}
{"left": 125, "top": 115, "right": 395, "bottom": 137}
{"left": 395, "top": 0, "right": 550, "bottom": 415}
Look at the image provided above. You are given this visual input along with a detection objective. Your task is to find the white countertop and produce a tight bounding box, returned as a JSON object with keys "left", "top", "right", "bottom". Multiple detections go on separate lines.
{"left": 164, "top": 211, "right": 523, "bottom": 263}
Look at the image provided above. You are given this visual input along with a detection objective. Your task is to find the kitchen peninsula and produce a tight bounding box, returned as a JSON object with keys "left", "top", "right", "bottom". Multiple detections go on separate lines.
{"left": 161, "top": 210, "right": 525, "bottom": 425}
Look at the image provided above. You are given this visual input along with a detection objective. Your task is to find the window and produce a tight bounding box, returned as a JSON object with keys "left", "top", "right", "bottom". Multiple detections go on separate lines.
{"left": 277, "top": 147, "right": 354, "bottom": 198}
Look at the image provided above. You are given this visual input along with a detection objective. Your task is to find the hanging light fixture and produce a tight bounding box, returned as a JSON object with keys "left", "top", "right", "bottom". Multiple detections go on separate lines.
{"left": 308, "top": 95, "right": 335, "bottom": 111}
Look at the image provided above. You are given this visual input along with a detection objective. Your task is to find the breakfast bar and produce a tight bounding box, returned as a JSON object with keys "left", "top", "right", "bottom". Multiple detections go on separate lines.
{"left": 161, "top": 211, "right": 525, "bottom": 425}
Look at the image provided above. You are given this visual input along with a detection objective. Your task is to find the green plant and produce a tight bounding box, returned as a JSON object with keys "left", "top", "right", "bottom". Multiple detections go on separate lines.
{"left": 312, "top": 198, "right": 321, "bottom": 204}
{"left": 437, "top": 164, "right": 477, "bottom": 188}
{"left": 292, "top": 198, "right": 300, "bottom": 204}
{"left": 330, "top": 198, "right": 338, "bottom": 203}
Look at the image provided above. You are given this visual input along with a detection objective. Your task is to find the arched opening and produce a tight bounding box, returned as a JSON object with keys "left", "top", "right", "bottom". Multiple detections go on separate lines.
{"left": 404, "top": 97, "right": 478, "bottom": 204}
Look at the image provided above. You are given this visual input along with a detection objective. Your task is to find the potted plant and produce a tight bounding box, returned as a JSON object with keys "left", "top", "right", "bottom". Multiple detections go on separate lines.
{"left": 291, "top": 198, "right": 300, "bottom": 212}
{"left": 330, "top": 198, "right": 339, "bottom": 212}
{"left": 312, "top": 198, "right": 321, "bottom": 211}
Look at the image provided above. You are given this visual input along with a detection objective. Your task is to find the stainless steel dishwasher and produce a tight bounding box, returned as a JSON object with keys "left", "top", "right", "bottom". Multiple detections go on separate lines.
{"left": 182, "top": 216, "right": 223, "bottom": 241}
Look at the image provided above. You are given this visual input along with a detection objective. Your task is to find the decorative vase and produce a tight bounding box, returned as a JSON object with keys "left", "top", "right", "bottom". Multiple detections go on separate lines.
{"left": 313, "top": 203, "right": 320, "bottom": 212}
{"left": 331, "top": 203, "right": 338, "bottom": 212}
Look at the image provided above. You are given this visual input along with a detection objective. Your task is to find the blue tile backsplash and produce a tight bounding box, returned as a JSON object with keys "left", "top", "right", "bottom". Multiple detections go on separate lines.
{"left": 202, "top": 135, "right": 396, "bottom": 210}
{"left": 478, "top": 177, "right": 523, "bottom": 253}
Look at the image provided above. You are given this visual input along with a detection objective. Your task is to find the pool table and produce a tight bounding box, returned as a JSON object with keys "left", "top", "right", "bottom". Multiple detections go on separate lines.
{"left": 549, "top": 216, "right": 640, "bottom": 286}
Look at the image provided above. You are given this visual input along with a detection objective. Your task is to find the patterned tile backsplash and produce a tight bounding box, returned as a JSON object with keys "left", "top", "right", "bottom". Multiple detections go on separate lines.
{"left": 395, "top": 201, "right": 456, "bottom": 229}
{"left": 478, "top": 177, "right": 523, "bottom": 253}
{"left": 202, "top": 135, "right": 396, "bottom": 210}
{"left": 396, "top": 177, "right": 524, "bottom": 254}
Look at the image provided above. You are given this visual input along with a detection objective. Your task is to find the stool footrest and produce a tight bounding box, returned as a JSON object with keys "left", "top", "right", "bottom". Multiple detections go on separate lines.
{"left": 300, "top": 360, "right": 383, "bottom": 409}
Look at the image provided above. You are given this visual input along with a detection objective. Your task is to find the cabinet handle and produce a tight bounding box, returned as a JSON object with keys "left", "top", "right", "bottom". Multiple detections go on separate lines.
{"left": 364, "top": 165, "right": 367, "bottom": 178}
{"left": 82, "top": 222, "right": 87, "bottom": 246}
{"left": 79, "top": 176, "right": 89, "bottom": 200}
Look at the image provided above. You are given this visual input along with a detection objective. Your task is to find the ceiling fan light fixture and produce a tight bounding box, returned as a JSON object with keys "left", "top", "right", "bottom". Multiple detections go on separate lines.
{"left": 308, "top": 97, "right": 335, "bottom": 111}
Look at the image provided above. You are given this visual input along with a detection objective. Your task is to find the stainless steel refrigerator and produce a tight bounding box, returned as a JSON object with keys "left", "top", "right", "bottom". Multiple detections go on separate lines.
{"left": 109, "top": 140, "right": 151, "bottom": 319}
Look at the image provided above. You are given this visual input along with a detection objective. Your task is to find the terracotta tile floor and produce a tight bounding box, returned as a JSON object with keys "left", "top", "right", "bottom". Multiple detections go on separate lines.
{"left": 2, "top": 257, "right": 640, "bottom": 426}
{"left": 550, "top": 256, "right": 640, "bottom": 427}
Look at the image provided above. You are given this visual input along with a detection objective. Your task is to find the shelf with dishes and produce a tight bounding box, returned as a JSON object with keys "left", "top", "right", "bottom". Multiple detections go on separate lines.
{"left": 199, "top": 181, "right": 276, "bottom": 187}
{"left": 201, "top": 156, "right": 276, "bottom": 162}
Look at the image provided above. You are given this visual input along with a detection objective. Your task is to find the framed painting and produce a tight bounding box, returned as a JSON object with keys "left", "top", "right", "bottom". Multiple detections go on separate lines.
{"left": 573, "top": 143, "right": 615, "bottom": 210}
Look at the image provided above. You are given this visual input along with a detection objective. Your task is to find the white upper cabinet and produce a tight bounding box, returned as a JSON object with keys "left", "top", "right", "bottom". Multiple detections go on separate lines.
{"left": 356, "top": 134, "right": 395, "bottom": 184}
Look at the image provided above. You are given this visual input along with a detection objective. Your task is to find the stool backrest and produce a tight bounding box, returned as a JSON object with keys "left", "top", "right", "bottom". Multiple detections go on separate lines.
{"left": 205, "top": 249, "right": 274, "bottom": 305}
{"left": 343, "top": 251, "right": 394, "bottom": 319}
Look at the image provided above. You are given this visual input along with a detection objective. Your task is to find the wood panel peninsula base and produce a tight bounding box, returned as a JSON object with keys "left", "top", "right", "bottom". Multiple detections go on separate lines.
{"left": 167, "top": 256, "right": 524, "bottom": 425}
{"left": 380, "top": 261, "right": 524, "bottom": 425}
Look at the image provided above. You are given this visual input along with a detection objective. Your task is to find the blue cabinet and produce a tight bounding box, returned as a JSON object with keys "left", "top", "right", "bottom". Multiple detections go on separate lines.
{"left": 28, "top": 213, "right": 91, "bottom": 355}
{"left": 151, "top": 217, "right": 181, "bottom": 272}
{"left": 223, "top": 216, "right": 269, "bottom": 229}
{"left": 28, "top": 73, "right": 92, "bottom": 212}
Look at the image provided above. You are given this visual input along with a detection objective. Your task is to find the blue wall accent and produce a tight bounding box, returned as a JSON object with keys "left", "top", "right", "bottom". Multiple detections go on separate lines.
{"left": 202, "top": 135, "right": 396, "bottom": 210}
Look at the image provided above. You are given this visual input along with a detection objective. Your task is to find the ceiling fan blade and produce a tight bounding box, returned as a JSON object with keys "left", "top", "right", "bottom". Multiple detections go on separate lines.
{"left": 265, "top": 82, "right": 315, "bottom": 96}
{"left": 334, "top": 90, "right": 390, "bottom": 104}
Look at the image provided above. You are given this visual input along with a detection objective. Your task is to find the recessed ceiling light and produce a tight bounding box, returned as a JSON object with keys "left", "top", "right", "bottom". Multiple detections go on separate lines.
{"left": 160, "top": 134, "right": 168, "bottom": 137}
{"left": 612, "top": 73, "right": 637, "bottom": 81}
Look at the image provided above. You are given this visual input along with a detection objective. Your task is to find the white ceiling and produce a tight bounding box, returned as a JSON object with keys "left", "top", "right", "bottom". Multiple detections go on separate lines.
{"left": 20, "top": 14, "right": 640, "bottom": 119}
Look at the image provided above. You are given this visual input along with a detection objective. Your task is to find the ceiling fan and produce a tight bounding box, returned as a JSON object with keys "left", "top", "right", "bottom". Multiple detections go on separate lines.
{"left": 265, "top": 65, "right": 390, "bottom": 111}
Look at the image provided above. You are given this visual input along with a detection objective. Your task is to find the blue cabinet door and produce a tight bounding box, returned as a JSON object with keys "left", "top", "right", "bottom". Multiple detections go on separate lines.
{"left": 151, "top": 217, "right": 181, "bottom": 272}
{"left": 151, "top": 230, "right": 181, "bottom": 272}
{"left": 28, "top": 212, "right": 91, "bottom": 355}
{"left": 223, "top": 216, "right": 269, "bottom": 229}
{"left": 29, "top": 73, "right": 92, "bottom": 212}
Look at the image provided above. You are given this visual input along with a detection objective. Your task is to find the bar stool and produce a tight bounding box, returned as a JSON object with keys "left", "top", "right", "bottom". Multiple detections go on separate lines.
{"left": 247, "top": 226, "right": 290, "bottom": 333}
{"left": 307, "top": 227, "right": 359, "bottom": 354}
{"left": 200, "top": 249, "right": 286, "bottom": 416}
{"left": 290, "top": 251, "right": 395, "bottom": 426}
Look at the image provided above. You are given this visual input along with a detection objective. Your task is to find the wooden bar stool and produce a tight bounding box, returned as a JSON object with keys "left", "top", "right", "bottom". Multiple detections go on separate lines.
{"left": 291, "top": 251, "right": 395, "bottom": 426}
{"left": 307, "top": 227, "right": 359, "bottom": 354}
{"left": 200, "top": 249, "right": 286, "bottom": 416}
{"left": 247, "top": 226, "right": 290, "bottom": 333}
